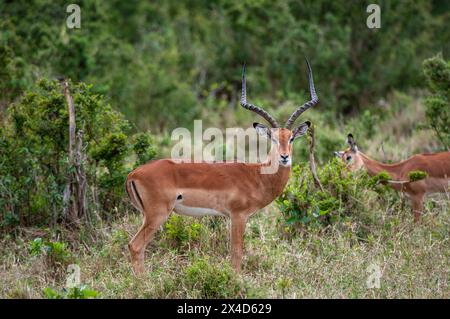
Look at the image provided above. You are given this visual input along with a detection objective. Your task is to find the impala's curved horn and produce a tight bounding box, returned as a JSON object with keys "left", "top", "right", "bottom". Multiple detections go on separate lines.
{"left": 241, "top": 64, "right": 279, "bottom": 128}
{"left": 347, "top": 133, "right": 358, "bottom": 152}
{"left": 285, "top": 58, "right": 318, "bottom": 129}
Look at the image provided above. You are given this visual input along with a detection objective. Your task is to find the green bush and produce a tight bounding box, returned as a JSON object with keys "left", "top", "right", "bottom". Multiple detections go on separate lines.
{"left": 422, "top": 55, "right": 450, "bottom": 150}
{"left": 276, "top": 159, "right": 390, "bottom": 233}
{"left": 164, "top": 215, "right": 205, "bottom": 248}
{"left": 0, "top": 79, "right": 158, "bottom": 229}
{"left": 183, "top": 257, "right": 243, "bottom": 298}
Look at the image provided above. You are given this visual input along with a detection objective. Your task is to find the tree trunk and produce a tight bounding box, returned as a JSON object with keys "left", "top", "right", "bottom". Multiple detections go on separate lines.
{"left": 60, "top": 79, "right": 87, "bottom": 225}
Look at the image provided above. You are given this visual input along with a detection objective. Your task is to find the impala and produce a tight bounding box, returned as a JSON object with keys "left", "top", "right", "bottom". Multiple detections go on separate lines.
{"left": 335, "top": 134, "right": 450, "bottom": 222}
{"left": 125, "top": 60, "right": 318, "bottom": 274}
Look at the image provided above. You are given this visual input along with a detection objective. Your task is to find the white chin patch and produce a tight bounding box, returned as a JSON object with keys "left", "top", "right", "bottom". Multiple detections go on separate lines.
{"left": 279, "top": 160, "right": 291, "bottom": 167}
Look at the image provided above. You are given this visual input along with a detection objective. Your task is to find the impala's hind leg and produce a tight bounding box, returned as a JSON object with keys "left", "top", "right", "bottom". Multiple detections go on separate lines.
{"left": 129, "top": 209, "right": 169, "bottom": 275}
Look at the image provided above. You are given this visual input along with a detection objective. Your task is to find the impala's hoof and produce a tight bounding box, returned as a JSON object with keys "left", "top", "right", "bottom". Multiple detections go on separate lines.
{"left": 132, "top": 262, "right": 145, "bottom": 275}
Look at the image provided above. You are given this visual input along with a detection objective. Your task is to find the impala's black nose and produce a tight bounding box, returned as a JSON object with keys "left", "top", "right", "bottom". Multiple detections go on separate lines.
{"left": 280, "top": 154, "right": 289, "bottom": 164}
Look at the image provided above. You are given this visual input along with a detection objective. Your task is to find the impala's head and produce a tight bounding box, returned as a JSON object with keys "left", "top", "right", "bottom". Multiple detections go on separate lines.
{"left": 253, "top": 122, "right": 310, "bottom": 166}
{"left": 334, "top": 134, "right": 364, "bottom": 171}
{"left": 241, "top": 59, "right": 318, "bottom": 167}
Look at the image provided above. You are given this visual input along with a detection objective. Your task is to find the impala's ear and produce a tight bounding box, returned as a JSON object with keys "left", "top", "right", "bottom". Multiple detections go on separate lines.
{"left": 334, "top": 151, "right": 344, "bottom": 158}
{"left": 253, "top": 122, "right": 271, "bottom": 138}
{"left": 347, "top": 133, "right": 358, "bottom": 152}
{"left": 292, "top": 121, "right": 311, "bottom": 139}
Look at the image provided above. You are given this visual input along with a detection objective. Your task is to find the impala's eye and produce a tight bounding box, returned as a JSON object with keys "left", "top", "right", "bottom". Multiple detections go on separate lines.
{"left": 346, "top": 155, "right": 352, "bottom": 162}
{"left": 289, "top": 137, "right": 294, "bottom": 144}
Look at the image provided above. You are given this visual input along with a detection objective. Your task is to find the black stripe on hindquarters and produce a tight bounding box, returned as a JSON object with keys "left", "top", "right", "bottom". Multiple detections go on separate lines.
{"left": 125, "top": 181, "right": 131, "bottom": 200}
{"left": 131, "top": 180, "right": 145, "bottom": 211}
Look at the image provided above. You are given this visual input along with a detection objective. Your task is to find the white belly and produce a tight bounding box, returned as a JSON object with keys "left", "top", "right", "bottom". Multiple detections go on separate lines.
{"left": 174, "top": 203, "right": 225, "bottom": 217}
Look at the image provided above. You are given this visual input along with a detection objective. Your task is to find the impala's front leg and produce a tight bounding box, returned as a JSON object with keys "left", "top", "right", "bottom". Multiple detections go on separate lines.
{"left": 230, "top": 213, "right": 248, "bottom": 271}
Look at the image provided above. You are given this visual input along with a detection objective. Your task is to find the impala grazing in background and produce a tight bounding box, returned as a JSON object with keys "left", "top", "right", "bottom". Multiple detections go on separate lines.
{"left": 335, "top": 134, "right": 450, "bottom": 222}
{"left": 125, "top": 60, "right": 318, "bottom": 274}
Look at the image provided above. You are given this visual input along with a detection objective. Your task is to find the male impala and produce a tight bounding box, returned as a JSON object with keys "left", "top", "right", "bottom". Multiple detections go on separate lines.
{"left": 335, "top": 134, "right": 450, "bottom": 222}
{"left": 125, "top": 60, "right": 318, "bottom": 274}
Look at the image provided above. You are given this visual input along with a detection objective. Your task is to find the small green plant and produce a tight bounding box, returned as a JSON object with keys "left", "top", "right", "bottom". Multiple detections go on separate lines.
{"left": 276, "top": 277, "right": 293, "bottom": 298}
{"left": 164, "top": 215, "right": 204, "bottom": 247}
{"left": 45, "top": 241, "right": 71, "bottom": 263}
{"left": 43, "top": 285, "right": 99, "bottom": 299}
{"left": 408, "top": 170, "right": 428, "bottom": 182}
{"left": 368, "top": 171, "right": 392, "bottom": 187}
{"left": 29, "top": 238, "right": 71, "bottom": 267}
{"left": 29, "top": 237, "right": 44, "bottom": 256}
{"left": 184, "top": 258, "right": 243, "bottom": 298}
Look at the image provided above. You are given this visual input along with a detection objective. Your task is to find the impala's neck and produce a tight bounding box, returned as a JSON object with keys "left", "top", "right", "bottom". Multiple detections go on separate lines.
{"left": 359, "top": 152, "right": 402, "bottom": 180}
{"left": 259, "top": 148, "right": 291, "bottom": 198}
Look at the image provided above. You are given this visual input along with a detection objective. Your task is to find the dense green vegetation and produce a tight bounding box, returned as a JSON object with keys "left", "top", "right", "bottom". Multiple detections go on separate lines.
{"left": 1, "top": 0, "right": 449, "bottom": 129}
{"left": 423, "top": 54, "right": 450, "bottom": 149}
{"left": 0, "top": 79, "right": 157, "bottom": 229}
{"left": 0, "top": 1, "right": 449, "bottom": 299}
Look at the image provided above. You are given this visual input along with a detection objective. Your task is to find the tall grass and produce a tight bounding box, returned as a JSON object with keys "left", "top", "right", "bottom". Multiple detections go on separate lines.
{"left": 1, "top": 198, "right": 448, "bottom": 298}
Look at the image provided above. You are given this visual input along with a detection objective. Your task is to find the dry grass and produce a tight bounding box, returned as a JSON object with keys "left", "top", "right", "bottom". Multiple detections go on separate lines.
{"left": 1, "top": 197, "right": 448, "bottom": 298}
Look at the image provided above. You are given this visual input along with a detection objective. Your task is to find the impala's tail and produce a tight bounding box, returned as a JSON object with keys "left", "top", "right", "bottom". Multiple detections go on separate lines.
{"left": 125, "top": 178, "right": 145, "bottom": 212}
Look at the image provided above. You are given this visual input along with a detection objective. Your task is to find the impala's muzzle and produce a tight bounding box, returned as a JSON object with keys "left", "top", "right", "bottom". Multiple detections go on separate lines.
{"left": 279, "top": 154, "right": 290, "bottom": 166}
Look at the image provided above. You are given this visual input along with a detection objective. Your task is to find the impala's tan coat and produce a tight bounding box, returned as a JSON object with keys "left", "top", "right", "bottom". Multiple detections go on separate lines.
{"left": 336, "top": 134, "right": 450, "bottom": 222}
{"left": 126, "top": 129, "right": 298, "bottom": 273}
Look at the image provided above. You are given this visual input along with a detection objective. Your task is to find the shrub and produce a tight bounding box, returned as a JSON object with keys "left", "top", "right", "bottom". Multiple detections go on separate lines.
{"left": 276, "top": 158, "right": 390, "bottom": 233}
{"left": 183, "top": 257, "right": 243, "bottom": 298}
{"left": 0, "top": 79, "right": 158, "bottom": 230}
{"left": 164, "top": 215, "right": 205, "bottom": 248}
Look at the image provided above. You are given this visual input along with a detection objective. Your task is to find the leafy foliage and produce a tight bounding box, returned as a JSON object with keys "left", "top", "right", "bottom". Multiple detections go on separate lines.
{"left": 132, "top": 132, "right": 158, "bottom": 167}
{"left": 423, "top": 55, "right": 450, "bottom": 150}
{"left": 183, "top": 257, "right": 243, "bottom": 298}
{"left": 1, "top": 1, "right": 448, "bottom": 130}
{"left": 0, "top": 79, "right": 158, "bottom": 229}
{"left": 408, "top": 170, "right": 428, "bottom": 182}
{"left": 43, "top": 286, "right": 99, "bottom": 299}
{"left": 28, "top": 237, "right": 72, "bottom": 270}
{"left": 164, "top": 214, "right": 205, "bottom": 248}
{"left": 276, "top": 159, "right": 391, "bottom": 232}
{"left": 368, "top": 171, "right": 392, "bottom": 187}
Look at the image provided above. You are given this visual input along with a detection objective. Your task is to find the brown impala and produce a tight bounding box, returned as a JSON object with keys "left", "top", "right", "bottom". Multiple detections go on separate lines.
{"left": 335, "top": 134, "right": 450, "bottom": 222}
{"left": 125, "top": 60, "right": 318, "bottom": 274}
